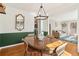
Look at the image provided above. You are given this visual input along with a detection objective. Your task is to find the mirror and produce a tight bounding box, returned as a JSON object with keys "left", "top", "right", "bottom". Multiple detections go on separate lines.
{"left": 15, "top": 14, "right": 25, "bottom": 31}
{"left": 34, "top": 19, "right": 48, "bottom": 40}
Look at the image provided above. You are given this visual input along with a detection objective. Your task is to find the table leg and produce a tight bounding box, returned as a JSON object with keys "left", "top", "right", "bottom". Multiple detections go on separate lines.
{"left": 40, "top": 50, "right": 43, "bottom": 56}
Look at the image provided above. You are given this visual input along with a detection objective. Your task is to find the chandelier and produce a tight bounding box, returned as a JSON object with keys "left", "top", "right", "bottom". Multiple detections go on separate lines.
{"left": 34, "top": 4, "right": 48, "bottom": 20}
{"left": 0, "top": 3, "right": 6, "bottom": 14}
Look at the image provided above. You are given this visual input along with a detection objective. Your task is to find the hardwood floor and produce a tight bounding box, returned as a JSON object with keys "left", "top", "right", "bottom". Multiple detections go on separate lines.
{"left": 0, "top": 42, "right": 26, "bottom": 56}
{"left": 65, "top": 42, "right": 78, "bottom": 56}
{"left": 78, "top": 53, "right": 79, "bottom": 56}
{"left": 0, "top": 40, "right": 78, "bottom": 56}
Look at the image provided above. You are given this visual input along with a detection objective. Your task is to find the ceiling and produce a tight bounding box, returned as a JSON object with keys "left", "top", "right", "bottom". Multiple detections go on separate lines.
{"left": 6, "top": 3, "right": 79, "bottom": 16}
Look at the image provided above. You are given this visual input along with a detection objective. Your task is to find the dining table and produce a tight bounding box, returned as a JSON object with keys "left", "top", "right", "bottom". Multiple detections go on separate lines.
{"left": 23, "top": 36, "right": 65, "bottom": 56}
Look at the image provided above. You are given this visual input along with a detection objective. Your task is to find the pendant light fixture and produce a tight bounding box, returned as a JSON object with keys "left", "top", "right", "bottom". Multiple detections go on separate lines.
{"left": 0, "top": 3, "right": 6, "bottom": 14}
{"left": 34, "top": 4, "right": 48, "bottom": 20}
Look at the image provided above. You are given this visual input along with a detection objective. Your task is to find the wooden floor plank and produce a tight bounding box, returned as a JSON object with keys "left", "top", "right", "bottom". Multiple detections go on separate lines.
{"left": 65, "top": 42, "right": 78, "bottom": 56}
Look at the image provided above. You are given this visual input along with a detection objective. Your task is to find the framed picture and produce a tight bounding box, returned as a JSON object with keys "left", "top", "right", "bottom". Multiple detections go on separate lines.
{"left": 15, "top": 14, "right": 25, "bottom": 31}
{"left": 62, "top": 23, "right": 67, "bottom": 27}
{"left": 70, "top": 22, "right": 77, "bottom": 34}
{"left": 61, "top": 22, "right": 67, "bottom": 33}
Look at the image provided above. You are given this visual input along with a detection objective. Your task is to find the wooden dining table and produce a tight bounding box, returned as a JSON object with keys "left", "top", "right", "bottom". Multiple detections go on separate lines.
{"left": 24, "top": 36, "right": 65, "bottom": 56}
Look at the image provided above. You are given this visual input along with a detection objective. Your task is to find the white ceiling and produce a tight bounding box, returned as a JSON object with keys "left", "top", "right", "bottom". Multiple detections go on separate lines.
{"left": 6, "top": 3, "right": 79, "bottom": 16}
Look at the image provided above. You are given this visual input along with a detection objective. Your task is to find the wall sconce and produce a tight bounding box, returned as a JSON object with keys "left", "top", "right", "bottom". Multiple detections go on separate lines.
{"left": 0, "top": 3, "right": 6, "bottom": 14}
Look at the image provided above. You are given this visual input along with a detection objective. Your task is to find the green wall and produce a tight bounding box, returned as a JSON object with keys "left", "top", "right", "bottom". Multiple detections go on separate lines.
{"left": 0, "top": 32, "right": 34, "bottom": 47}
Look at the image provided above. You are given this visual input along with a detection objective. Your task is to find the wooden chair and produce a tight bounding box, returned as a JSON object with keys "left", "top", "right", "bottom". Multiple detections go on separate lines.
{"left": 55, "top": 43, "right": 68, "bottom": 56}
{"left": 43, "top": 42, "right": 68, "bottom": 56}
{"left": 22, "top": 38, "right": 41, "bottom": 56}
{"left": 23, "top": 40, "right": 29, "bottom": 56}
{"left": 56, "top": 43, "right": 71, "bottom": 56}
{"left": 22, "top": 38, "right": 31, "bottom": 56}
{"left": 43, "top": 42, "right": 71, "bottom": 56}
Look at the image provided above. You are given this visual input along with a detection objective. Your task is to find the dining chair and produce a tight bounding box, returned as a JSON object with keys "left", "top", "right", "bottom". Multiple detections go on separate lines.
{"left": 22, "top": 38, "right": 32, "bottom": 56}
{"left": 54, "top": 42, "right": 68, "bottom": 56}
{"left": 22, "top": 38, "right": 29, "bottom": 56}
{"left": 22, "top": 38, "right": 41, "bottom": 56}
